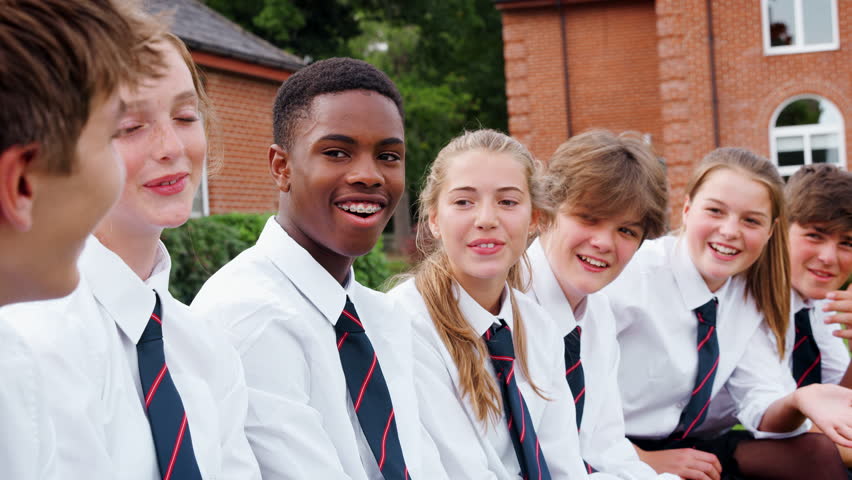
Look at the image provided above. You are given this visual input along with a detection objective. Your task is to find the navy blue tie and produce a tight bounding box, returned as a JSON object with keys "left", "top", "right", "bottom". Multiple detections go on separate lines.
{"left": 563, "top": 325, "right": 585, "bottom": 429}
{"left": 672, "top": 297, "right": 719, "bottom": 441}
{"left": 136, "top": 293, "right": 202, "bottom": 480}
{"left": 335, "top": 296, "right": 409, "bottom": 480}
{"left": 484, "top": 320, "right": 552, "bottom": 480}
{"left": 792, "top": 307, "right": 822, "bottom": 387}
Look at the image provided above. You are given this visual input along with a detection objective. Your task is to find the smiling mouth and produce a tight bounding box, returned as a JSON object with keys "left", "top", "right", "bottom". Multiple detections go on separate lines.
{"left": 808, "top": 268, "right": 836, "bottom": 280}
{"left": 709, "top": 242, "right": 740, "bottom": 256}
{"left": 578, "top": 254, "right": 608, "bottom": 268}
{"left": 336, "top": 201, "right": 384, "bottom": 218}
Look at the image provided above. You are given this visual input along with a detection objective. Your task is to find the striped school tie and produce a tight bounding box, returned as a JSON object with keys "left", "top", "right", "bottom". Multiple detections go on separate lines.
{"left": 136, "top": 293, "right": 202, "bottom": 480}
{"left": 335, "top": 296, "right": 409, "bottom": 480}
{"left": 563, "top": 325, "right": 585, "bottom": 429}
{"left": 792, "top": 307, "right": 822, "bottom": 387}
{"left": 484, "top": 320, "right": 552, "bottom": 480}
{"left": 672, "top": 297, "right": 719, "bottom": 441}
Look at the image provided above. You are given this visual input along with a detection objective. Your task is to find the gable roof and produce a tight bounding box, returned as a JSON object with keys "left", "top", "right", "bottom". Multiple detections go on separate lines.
{"left": 144, "top": 0, "right": 304, "bottom": 72}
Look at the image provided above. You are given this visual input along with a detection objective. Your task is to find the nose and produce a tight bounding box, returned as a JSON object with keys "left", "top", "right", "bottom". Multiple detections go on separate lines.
{"left": 816, "top": 242, "right": 839, "bottom": 267}
{"left": 718, "top": 215, "right": 740, "bottom": 239}
{"left": 588, "top": 227, "right": 615, "bottom": 253}
{"left": 474, "top": 201, "right": 498, "bottom": 230}
{"left": 347, "top": 154, "right": 384, "bottom": 188}
{"left": 151, "top": 121, "right": 184, "bottom": 162}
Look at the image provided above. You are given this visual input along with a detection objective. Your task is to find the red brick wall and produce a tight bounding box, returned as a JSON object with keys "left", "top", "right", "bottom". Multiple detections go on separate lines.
{"left": 500, "top": 0, "right": 661, "bottom": 162}
{"left": 201, "top": 68, "right": 286, "bottom": 214}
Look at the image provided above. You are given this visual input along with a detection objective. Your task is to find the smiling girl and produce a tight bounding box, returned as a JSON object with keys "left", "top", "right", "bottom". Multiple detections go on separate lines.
{"left": 604, "top": 148, "right": 852, "bottom": 480}
{"left": 389, "top": 129, "right": 591, "bottom": 478}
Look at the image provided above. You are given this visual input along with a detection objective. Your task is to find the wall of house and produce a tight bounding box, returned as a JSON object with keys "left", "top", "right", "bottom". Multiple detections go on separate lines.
{"left": 201, "top": 68, "right": 286, "bottom": 214}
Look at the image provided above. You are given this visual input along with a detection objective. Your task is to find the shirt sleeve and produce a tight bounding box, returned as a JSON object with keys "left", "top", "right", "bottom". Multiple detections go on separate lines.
{"left": 811, "top": 307, "right": 850, "bottom": 385}
{"left": 726, "top": 323, "right": 811, "bottom": 439}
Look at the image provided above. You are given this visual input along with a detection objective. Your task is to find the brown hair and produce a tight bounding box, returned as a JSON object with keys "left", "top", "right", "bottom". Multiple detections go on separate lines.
{"left": 685, "top": 148, "right": 790, "bottom": 357}
{"left": 411, "top": 129, "right": 553, "bottom": 424}
{"left": 785, "top": 164, "right": 852, "bottom": 234}
{"left": 542, "top": 129, "right": 669, "bottom": 240}
{"left": 0, "top": 0, "right": 165, "bottom": 173}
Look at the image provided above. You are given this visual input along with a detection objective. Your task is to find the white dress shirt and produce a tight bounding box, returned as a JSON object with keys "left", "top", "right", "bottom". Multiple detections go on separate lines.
{"left": 1, "top": 236, "right": 260, "bottom": 479}
{"left": 0, "top": 319, "right": 56, "bottom": 479}
{"left": 388, "top": 277, "right": 594, "bottom": 479}
{"left": 524, "top": 239, "right": 677, "bottom": 480}
{"left": 784, "top": 292, "right": 849, "bottom": 385}
{"left": 191, "top": 217, "right": 447, "bottom": 480}
{"left": 603, "top": 235, "right": 808, "bottom": 440}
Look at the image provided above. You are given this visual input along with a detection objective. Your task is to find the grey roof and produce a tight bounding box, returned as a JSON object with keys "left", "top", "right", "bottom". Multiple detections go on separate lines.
{"left": 144, "top": 0, "right": 304, "bottom": 72}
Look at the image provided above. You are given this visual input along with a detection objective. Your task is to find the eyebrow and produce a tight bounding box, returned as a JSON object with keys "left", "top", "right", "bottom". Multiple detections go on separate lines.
{"left": 123, "top": 89, "right": 197, "bottom": 111}
{"left": 317, "top": 134, "right": 404, "bottom": 146}
{"left": 705, "top": 197, "right": 770, "bottom": 219}
{"left": 448, "top": 186, "right": 525, "bottom": 194}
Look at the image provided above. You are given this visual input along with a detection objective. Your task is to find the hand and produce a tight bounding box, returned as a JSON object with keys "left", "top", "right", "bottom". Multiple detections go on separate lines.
{"left": 635, "top": 445, "right": 722, "bottom": 480}
{"left": 794, "top": 383, "right": 852, "bottom": 448}
{"left": 824, "top": 285, "right": 852, "bottom": 345}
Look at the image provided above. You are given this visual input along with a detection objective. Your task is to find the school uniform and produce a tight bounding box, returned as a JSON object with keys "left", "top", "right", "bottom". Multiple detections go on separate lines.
{"left": 602, "top": 236, "right": 808, "bottom": 449}
{"left": 0, "top": 320, "right": 56, "bottom": 479}
{"left": 388, "top": 277, "right": 596, "bottom": 479}
{"left": 784, "top": 292, "right": 849, "bottom": 386}
{"left": 191, "top": 217, "right": 447, "bottom": 480}
{"left": 523, "top": 239, "right": 677, "bottom": 480}
{"left": 1, "top": 236, "right": 261, "bottom": 479}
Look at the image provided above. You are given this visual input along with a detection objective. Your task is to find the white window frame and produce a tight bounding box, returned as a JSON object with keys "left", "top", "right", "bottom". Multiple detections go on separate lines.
{"left": 769, "top": 95, "right": 846, "bottom": 177}
{"left": 761, "top": 0, "right": 839, "bottom": 55}
{"left": 190, "top": 162, "right": 210, "bottom": 218}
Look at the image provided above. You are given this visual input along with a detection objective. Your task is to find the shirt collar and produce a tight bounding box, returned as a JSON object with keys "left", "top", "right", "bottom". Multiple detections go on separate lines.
{"left": 671, "top": 236, "right": 725, "bottom": 311}
{"left": 455, "top": 281, "right": 514, "bottom": 336}
{"left": 78, "top": 236, "right": 157, "bottom": 344}
{"left": 526, "top": 238, "right": 577, "bottom": 333}
{"left": 791, "top": 289, "right": 812, "bottom": 313}
{"left": 255, "top": 216, "right": 350, "bottom": 326}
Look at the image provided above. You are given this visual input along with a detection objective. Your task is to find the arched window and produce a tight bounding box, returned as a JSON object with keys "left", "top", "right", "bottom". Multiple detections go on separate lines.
{"left": 770, "top": 96, "right": 846, "bottom": 177}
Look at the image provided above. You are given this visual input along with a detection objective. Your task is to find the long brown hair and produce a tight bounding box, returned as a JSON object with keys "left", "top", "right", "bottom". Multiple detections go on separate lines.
{"left": 411, "top": 129, "right": 553, "bottom": 424}
{"left": 684, "top": 148, "right": 790, "bottom": 357}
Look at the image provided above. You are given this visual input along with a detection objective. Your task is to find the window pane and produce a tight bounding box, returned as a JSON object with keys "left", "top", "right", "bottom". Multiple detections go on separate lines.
{"left": 803, "top": 0, "right": 834, "bottom": 45}
{"left": 768, "top": 0, "right": 797, "bottom": 46}
{"left": 776, "top": 99, "right": 821, "bottom": 126}
{"left": 777, "top": 136, "right": 805, "bottom": 167}
{"left": 811, "top": 133, "right": 840, "bottom": 164}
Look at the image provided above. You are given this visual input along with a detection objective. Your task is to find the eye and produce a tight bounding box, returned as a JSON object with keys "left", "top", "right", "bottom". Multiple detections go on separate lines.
{"left": 499, "top": 199, "right": 519, "bottom": 207}
{"left": 705, "top": 207, "right": 722, "bottom": 215}
{"left": 453, "top": 199, "right": 472, "bottom": 207}
{"left": 805, "top": 231, "right": 823, "bottom": 241}
{"left": 322, "top": 149, "right": 348, "bottom": 159}
{"left": 576, "top": 213, "right": 597, "bottom": 224}
{"left": 175, "top": 116, "right": 199, "bottom": 124}
{"left": 619, "top": 227, "right": 639, "bottom": 238}
{"left": 116, "top": 123, "right": 144, "bottom": 137}
{"left": 840, "top": 239, "right": 852, "bottom": 249}
{"left": 744, "top": 217, "right": 763, "bottom": 226}
{"left": 378, "top": 152, "right": 402, "bottom": 162}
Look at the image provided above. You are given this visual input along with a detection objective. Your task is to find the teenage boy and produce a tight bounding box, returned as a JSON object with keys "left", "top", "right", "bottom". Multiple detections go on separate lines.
{"left": 0, "top": 0, "right": 163, "bottom": 477}
{"left": 192, "top": 57, "right": 447, "bottom": 479}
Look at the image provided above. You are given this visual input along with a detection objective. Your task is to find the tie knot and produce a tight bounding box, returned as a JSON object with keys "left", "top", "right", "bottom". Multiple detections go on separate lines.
{"left": 336, "top": 296, "right": 365, "bottom": 333}
{"left": 483, "top": 319, "right": 515, "bottom": 361}
{"left": 694, "top": 297, "right": 718, "bottom": 326}
{"left": 138, "top": 292, "right": 164, "bottom": 345}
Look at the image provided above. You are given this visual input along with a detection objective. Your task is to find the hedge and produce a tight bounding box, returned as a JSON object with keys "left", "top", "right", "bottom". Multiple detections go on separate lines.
{"left": 161, "top": 213, "right": 396, "bottom": 304}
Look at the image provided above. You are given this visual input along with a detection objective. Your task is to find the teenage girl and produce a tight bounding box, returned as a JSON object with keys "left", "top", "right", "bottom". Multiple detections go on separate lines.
{"left": 604, "top": 148, "right": 852, "bottom": 480}
{"left": 389, "top": 129, "right": 593, "bottom": 478}
{"left": 524, "top": 130, "right": 676, "bottom": 479}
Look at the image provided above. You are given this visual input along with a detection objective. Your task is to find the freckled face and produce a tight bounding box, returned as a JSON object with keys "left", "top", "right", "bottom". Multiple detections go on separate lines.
{"left": 789, "top": 223, "right": 852, "bottom": 300}
{"left": 682, "top": 168, "right": 774, "bottom": 292}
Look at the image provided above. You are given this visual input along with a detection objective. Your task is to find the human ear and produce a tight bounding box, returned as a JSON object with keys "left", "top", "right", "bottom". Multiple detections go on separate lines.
{"left": 529, "top": 209, "right": 540, "bottom": 237}
{"left": 427, "top": 208, "right": 440, "bottom": 239}
{"left": 268, "top": 144, "right": 291, "bottom": 193}
{"left": 681, "top": 195, "right": 693, "bottom": 225}
{"left": 0, "top": 144, "right": 39, "bottom": 232}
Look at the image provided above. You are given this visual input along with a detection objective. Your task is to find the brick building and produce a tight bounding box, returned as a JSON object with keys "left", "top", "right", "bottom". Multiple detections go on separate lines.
{"left": 496, "top": 0, "right": 850, "bottom": 222}
{"left": 146, "top": 0, "right": 304, "bottom": 215}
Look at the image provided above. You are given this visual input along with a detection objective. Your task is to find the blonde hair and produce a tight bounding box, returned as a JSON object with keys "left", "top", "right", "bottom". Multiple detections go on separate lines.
{"left": 412, "top": 129, "right": 552, "bottom": 424}
{"left": 542, "top": 130, "right": 668, "bottom": 240}
{"left": 684, "top": 148, "right": 790, "bottom": 357}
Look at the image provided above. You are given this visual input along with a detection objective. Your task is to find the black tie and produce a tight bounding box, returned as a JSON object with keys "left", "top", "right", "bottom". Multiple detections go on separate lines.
{"left": 563, "top": 325, "right": 586, "bottom": 430}
{"left": 672, "top": 297, "right": 719, "bottom": 441}
{"left": 792, "top": 307, "right": 822, "bottom": 387}
{"left": 335, "top": 296, "right": 409, "bottom": 479}
{"left": 483, "top": 320, "right": 552, "bottom": 480}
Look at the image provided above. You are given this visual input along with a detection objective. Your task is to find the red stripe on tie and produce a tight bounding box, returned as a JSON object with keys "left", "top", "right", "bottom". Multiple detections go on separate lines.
{"left": 164, "top": 413, "right": 189, "bottom": 480}
{"left": 793, "top": 335, "right": 809, "bottom": 352}
{"left": 574, "top": 386, "right": 586, "bottom": 404}
{"left": 354, "top": 353, "right": 378, "bottom": 412}
{"left": 566, "top": 359, "right": 582, "bottom": 376}
{"left": 490, "top": 355, "right": 514, "bottom": 362}
{"left": 379, "top": 409, "right": 395, "bottom": 470}
{"left": 341, "top": 310, "right": 364, "bottom": 329}
{"left": 691, "top": 356, "right": 719, "bottom": 395}
{"left": 337, "top": 332, "right": 349, "bottom": 350}
{"left": 506, "top": 365, "right": 515, "bottom": 385}
{"left": 797, "top": 353, "right": 822, "bottom": 387}
{"left": 535, "top": 438, "right": 543, "bottom": 480}
{"left": 517, "top": 387, "right": 526, "bottom": 442}
{"left": 696, "top": 326, "right": 715, "bottom": 352}
{"left": 151, "top": 313, "right": 162, "bottom": 325}
{"left": 679, "top": 396, "right": 712, "bottom": 439}
{"left": 145, "top": 364, "right": 169, "bottom": 408}
{"left": 405, "top": 467, "right": 409, "bottom": 479}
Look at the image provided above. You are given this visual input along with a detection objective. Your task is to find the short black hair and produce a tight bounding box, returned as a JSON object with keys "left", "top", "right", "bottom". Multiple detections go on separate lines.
{"left": 272, "top": 57, "right": 404, "bottom": 149}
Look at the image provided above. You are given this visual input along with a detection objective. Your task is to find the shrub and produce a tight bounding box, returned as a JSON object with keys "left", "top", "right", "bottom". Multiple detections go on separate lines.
{"left": 162, "top": 212, "right": 396, "bottom": 303}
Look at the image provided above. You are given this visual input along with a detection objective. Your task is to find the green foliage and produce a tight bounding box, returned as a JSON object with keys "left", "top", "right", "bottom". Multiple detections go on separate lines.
{"left": 162, "top": 213, "right": 395, "bottom": 303}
